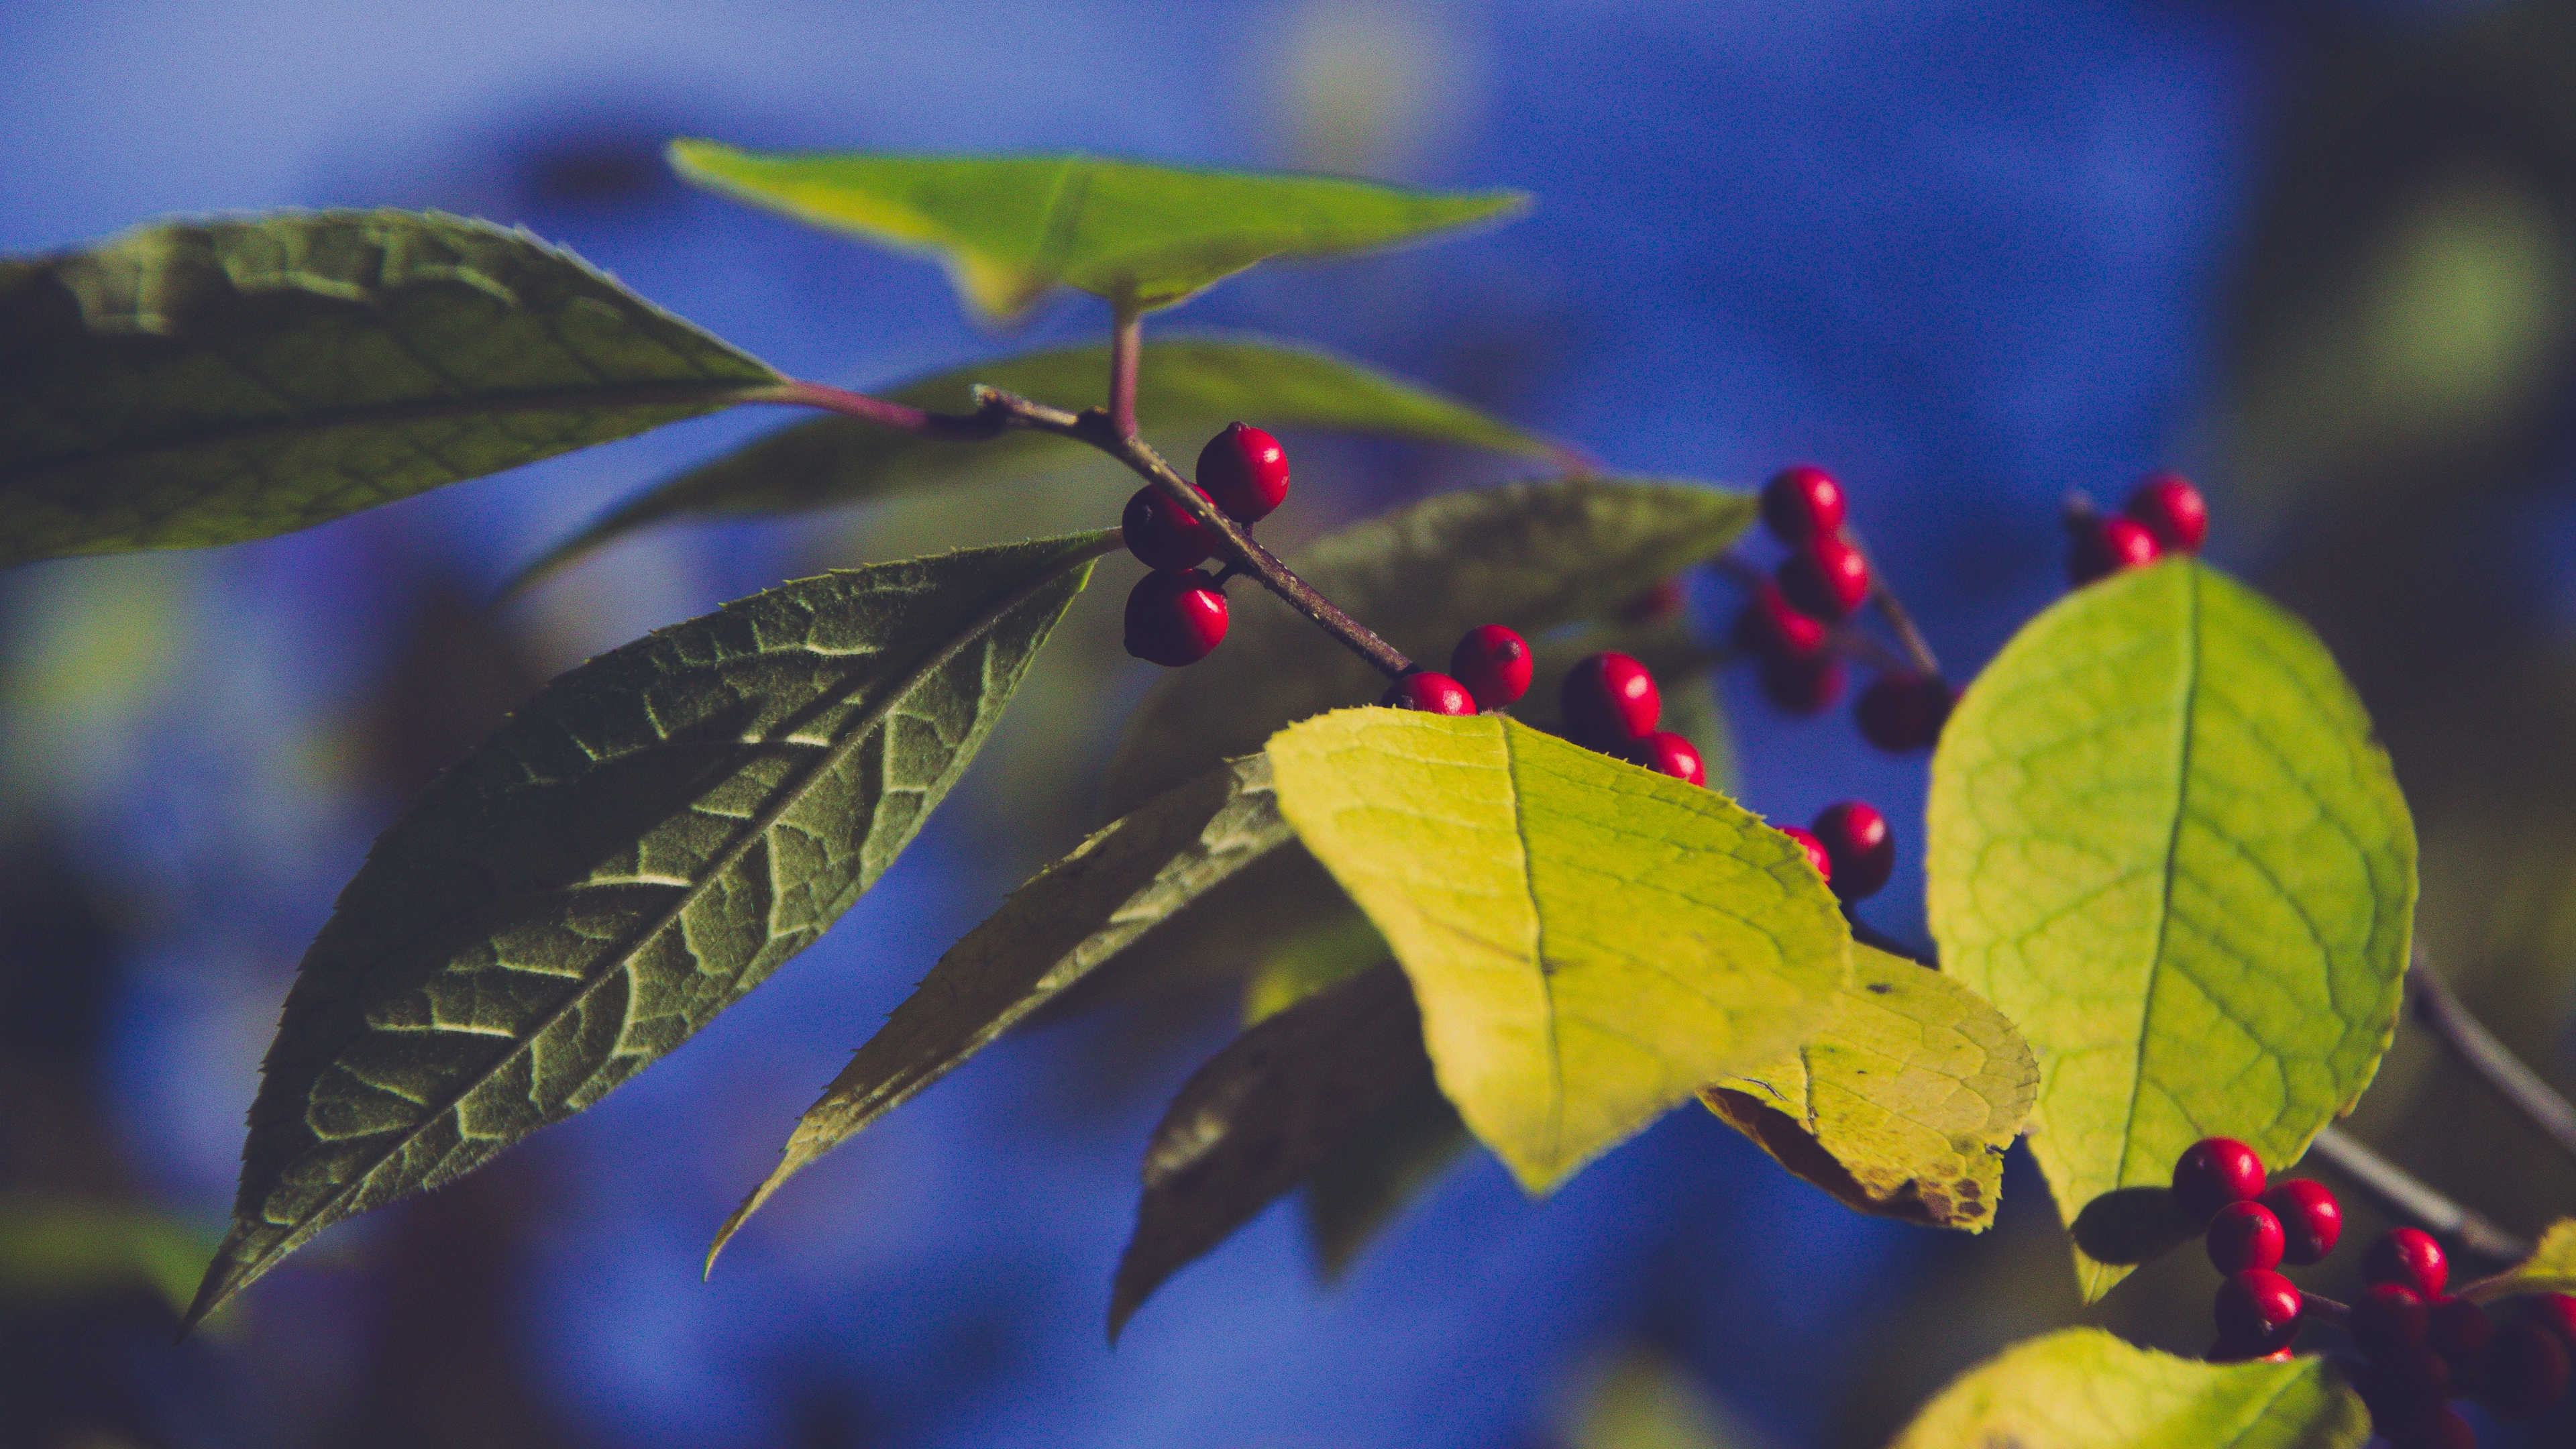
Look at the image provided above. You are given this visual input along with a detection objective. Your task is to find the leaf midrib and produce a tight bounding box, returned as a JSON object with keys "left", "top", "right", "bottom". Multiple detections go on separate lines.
{"left": 1499, "top": 723, "right": 1565, "bottom": 1172}
{"left": 2116, "top": 564, "right": 2201, "bottom": 1191}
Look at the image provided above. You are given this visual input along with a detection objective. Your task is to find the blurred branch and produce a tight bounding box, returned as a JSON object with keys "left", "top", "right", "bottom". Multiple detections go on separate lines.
{"left": 2308, "top": 1126, "right": 2531, "bottom": 1263}
{"left": 2410, "top": 949, "right": 2576, "bottom": 1165}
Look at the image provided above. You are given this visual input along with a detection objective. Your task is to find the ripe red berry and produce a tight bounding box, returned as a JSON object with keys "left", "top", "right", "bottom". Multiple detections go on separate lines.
{"left": 2478, "top": 1322, "right": 2570, "bottom": 1420}
{"left": 1449, "top": 625, "right": 1532, "bottom": 710}
{"left": 2365, "top": 1229, "right": 2449, "bottom": 1298}
{"left": 2206, "top": 1201, "right": 2286, "bottom": 1275}
{"left": 2259, "top": 1179, "right": 2341, "bottom": 1266}
{"left": 1195, "top": 421, "right": 1290, "bottom": 523}
{"left": 2533, "top": 1293, "right": 2576, "bottom": 1352}
{"left": 1855, "top": 672, "right": 1956, "bottom": 752}
{"left": 2171, "top": 1138, "right": 2266, "bottom": 1226}
{"left": 2206, "top": 1327, "right": 2298, "bottom": 1363}
{"left": 1121, "top": 485, "right": 1219, "bottom": 570}
{"left": 1733, "top": 582, "right": 1827, "bottom": 661}
{"left": 1760, "top": 653, "right": 1845, "bottom": 715}
{"left": 1761, "top": 464, "right": 1847, "bottom": 544}
{"left": 2070, "top": 515, "right": 2161, "bottom": 585}
{"left": 1627, "top": 731, "right": 1705, "bottom": 786}
{"left": 1810, "top": 802, "right": 1894, "bottom": 901}
{"left": 1778, "top": 825, "right": 1833, "bottom": 883}
{"left": 1778, "top": 533, "right": 1872, "bottom": 620}
{"left": 2355, "top": 1284, "right": 2432, "bottom": 1363}
{"left": 1381, "top": 671, "right": 1477, "bottom": 714}
{"left": 1124, "top": 570, "right": 1229, "bottom": 667}
{"left": 2125, "top": 471, "right": 2209, "bottom": 553}
{"left": 2213, "top": 1268, "right": 2302, "bottom": 1347}
{"left": 1562, "top": 652, "right": 1660, "bottom": 746}
{"left": 2381, "top": 1405, "right": 2475, "bottom": 1449}
{"left": 2429, "top": 1297, "right": 2494, "bottom": 1376}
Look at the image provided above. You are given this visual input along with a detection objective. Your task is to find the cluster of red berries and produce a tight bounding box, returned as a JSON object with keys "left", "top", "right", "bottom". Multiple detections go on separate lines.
{"left": 2175, "top": 1136, "right": 2573, "bottom": 1446}
{"left": 1375, "top": 637, "right": 1710, "bottom": 787}
{"left": 1732, "top": 466, "right": 1956, "bottom": 751}
{"left": 1774, "top": 802, "right": 1894, "bottom": 902}
{"left": 2067, "top": 470, "right": 2209, "bottom": 585}
{"left": 1120, "top": 423, "right": 1291, "bottom": 667}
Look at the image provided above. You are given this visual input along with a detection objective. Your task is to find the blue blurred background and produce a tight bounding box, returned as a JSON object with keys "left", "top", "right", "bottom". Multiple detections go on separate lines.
{"left": 7, "top": 1, "right": 2576, "bottom": 1446}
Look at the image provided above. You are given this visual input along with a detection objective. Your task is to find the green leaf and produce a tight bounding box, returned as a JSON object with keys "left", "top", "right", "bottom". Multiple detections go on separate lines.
{"left": 1244, "top": 909, "right": 1390, "bottom": 1024}
{"left": 707, "top": 753, "right": 1292, "bottom": 1266}
{"left": 1568, "top": 1348, "right": 1747, "bottom": 1449}
{"left": 2458, "top": 1218, "right": 2576, "bottom": 1302}
{"left": 1304, "top": 1071, "right": 1468, "bottom": 1281}
{"left": 669, "top": 142, "right": 1527, "bottom": 323}
{"left": 1925, "top": 559, "right": 2417, "bottom": 1301}
{"left": 0, "top": 211, "right": 777, "bottom": 567}
{"left": 1890, "top": 1329, "right": 2369, "bottom": 1449}
{"left": 1109, "top": 960, "right": 1429, "bottom": 1339}
{"left": 1106, "top": 478, "right": 1756, "bottom": 816}
{"left": 184, "top": 531, "right": 1112, "bottom": 1330}
{"left": 512, "top": 335, "right": 1566, "bottom": 586}
{"left": 1, "top": 1197, "right": 214, "bottom": 1318}
{"left": 1700, "top": 945, "right": 2037, "bottom": 1232}
{"left": 1267, "top": 710, "right": 1848, "bottom": 1193}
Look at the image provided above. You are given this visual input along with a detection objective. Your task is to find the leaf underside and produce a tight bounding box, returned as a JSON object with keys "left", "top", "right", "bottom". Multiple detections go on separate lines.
{"left": 186, "top": 531, "right": 1110, "bottom": 1330}
{"left": 2458, "top": 1217, "right": 2576, "bottom": 1303}
{"left": 1890, "top": 1329, "right": 2369, "bottom": 1449}
{"left": 1926, "top": 560, "right": 2417, "bottom": 1301}
{"left": 0, "top": 211, "right": 777, "bottom": 566}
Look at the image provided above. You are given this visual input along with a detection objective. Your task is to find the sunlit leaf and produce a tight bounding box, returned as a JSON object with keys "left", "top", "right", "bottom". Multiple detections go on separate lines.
{"left": 1926, "top": 559, "right": 2416, "bottom": 1301}
{"left": 709, "top": 753, "right": 1292, "bottom": 1265}
{"left": 1890, "top": 1329, "right": 2367, "bottom": 1449}
{"left": 1268, "top": 710, "right": 1847, "bottom": 1192}
{"left": 2458, "top": 1218, "right": 2576, "bottom": 1302}
{"left": 670, "top": 141, "right": 1527, "bottom": 323}
{"left": 185, "top": 531, "right": 1112, "bottom": 1330}
{"left": 0, "top": 211, "right": 777, "bottom": 566}
{"left": 1701, "top": 945, "right": 2036, "bottom": 1231}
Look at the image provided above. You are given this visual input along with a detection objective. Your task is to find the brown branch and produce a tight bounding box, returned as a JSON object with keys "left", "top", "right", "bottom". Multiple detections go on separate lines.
{"left": 1108, "top": 301, "right": 1142, "bottom": 441}
{"left": 2307, "top": 1126, "right": 2532, "bottom": 1264}
{"left": 2409, "top": 950, "right": 2576, "bottom": 1165}
{"left": 738, "top": 380, "right": 1011, "bottom": 439}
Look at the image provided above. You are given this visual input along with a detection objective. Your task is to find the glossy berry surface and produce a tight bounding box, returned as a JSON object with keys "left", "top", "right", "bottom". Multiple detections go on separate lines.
{"left": 2125, "top": 472, "right": 2210, "bottom": 553}
{"left": 2206, "top": 1200, "right": 2285, "bottom": 1275}
{"left": 1562, "top": 652, "right": 1660, "bottom": 745}
{"left": 1855, "top": 672, "right": 1955, "bottom": 752}
{"left": 1810, "top": 801, "right": 1894, "bottom": 901}
{"left": 1734, "top": 582, "right": 1827, "bottom": 660}
{"left": 1120, "top": 485, "right": 1218, "bottom": 570}
{"left": 1449, "top": 625, "right": 1532, "bottom": 710}
{"left": 1760, "top": 464, "right": 1846, "bottom": 544}
{"left": 2365, "top": 1228, "right": 2449, "bottom": 1297}
{"left": 2259, "top": 1179, "right": 2341, "bottom": 1265}
{"left": 2428, "top": 1296, "right": 2493, "bottom": 1373}
{"left": 1760, "top": 653, "right": 1845, "bottom": 715}
{"left": 1778, "top": 826, "right": 1833, "bottom": 883}
{"left": 2171, "top": 1137, "right": 2266, "bottom": 1226}
{"left": 2212, "top": 1268, "right": 2302, "bottom": 1346}
{"left": 1627, "top": 731, "right": 1705, "bottom": 786}
{"left": 2354, "top": 1284, "right": 2432, "bottom": 1362}
{"left": 1195, "top": 421, "right": 1290, "bottom": 523}
{"left": 1381, "top": 672, "right": 1476, "bottom": 715}
{"left": 1778, "top": 533, "right": 1871, "bottom": 620}
{"left": 1123, "top": 570, "right": 1228, "bottom": 667}
{"left": 2070, "top": 515, "right": 2161, "bottom": 585}
{"left": 2479, "top": 1322, "right": 2570, "bottom": 1420}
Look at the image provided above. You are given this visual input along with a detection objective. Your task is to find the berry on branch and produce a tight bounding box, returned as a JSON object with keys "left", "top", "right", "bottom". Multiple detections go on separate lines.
{"left": 1627, "top": 731, "right": 1705, "bottom": 786}
{"left": 1562, "top": 652, "right": 1661, "bottom": 747}
{"left": 1123, "top": 569, "right": 1229, "bottom": 667}
{"left": 1810, "top": 801, "right": 1894, "bottom": 901}
{"left": 1121, "top": 485, "right": 1218, "bottom": 570}
{"left": 1733, "top": 581, "right": 1827, "bottom": 660}
{"left": 2353, "top": 1284, "right": 2432, "bottom": 1362}
{"left": 1778, "top": 533, "right": 1871, "bottom": 620}
{"left": 2206, "top": 1200, "right": 2286, "bottom": 1275}
{"left": 1778, "top": 825, "right": 1833, "bottom": 883}
{"left": 1195, "top": 422, "right": 1291, "bottom": 523}
{"left": 2212, "top": 1268, "right": 2302, "bottom": 1348}
{"left": 1762, "top": 464, "right": 1847, "bottom": 545}
{"left": 2170, "top": 1137, "right": 2265, "bottom": 1226}
{"left": 1760, "top": 653, "right": 1845, "bottom": 715}
{"left": 2428, "top": 1297, "right": 2493, "bottom": 1377}
{"left": 1381, "top": 672, "right": 1477, "bottom": 715}
{"left": 2070, "top": 515, "right": 2161, "bottom": 585}
{"left": 2124, "top": 471, "right": 2209, "bottom": 553}
{"left": 2364, "top": 1228, "right": 2449, "bottom": 1298}
{"left": 2259, "top": 1179, "right": 2341, "bottom": 1265}
{"left": 1855, "top": 672, "right": 1956, "bottom": 751}
{"left": 1449, "top": 625, "right": 1533, "bottom": 710}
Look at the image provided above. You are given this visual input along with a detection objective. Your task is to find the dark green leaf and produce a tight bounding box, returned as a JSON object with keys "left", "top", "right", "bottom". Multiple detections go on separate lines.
{"left": 1304, "top": 1071, "right": 1468, "bottom": 1281}
{"left": 670, "top": 142, "right": 1527, "bottom": 323}
{"left": 184, "top": 531, "right": 1112, "bottom": 1330}
{"left": 0, "top": 211, "right": 778, "bottom": 566}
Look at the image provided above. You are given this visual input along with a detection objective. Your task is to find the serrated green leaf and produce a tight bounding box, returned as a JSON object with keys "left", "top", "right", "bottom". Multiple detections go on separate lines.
{"left": 1268, "top": 710, "right": 1848, "bottom": 1193}
{"left": 1890, "top": 1329, "right": 2369, "bottom": 1449}
{"left": 0, "top": 211, "right": 778, "bottom": 566}
{"left": 1106, "top": 478, "right": 1756, "bottom": 816}
{"left": 2458, "top": 1218, "right": 2576, "bottom": 1302}
{"left": 1925, "top": 559, "right": 2417, "bottom": 1301}
{"left": 669, "top": 142, "right": 1527, "bottom": 323}
{"left": 512, "top": 335, "right": 1565, "bottom": 587}
{"left": 1701, "top": 945, "right": 2037, "bottom": 1232}
{"left": 708, "top": 753, "right": 1292, "bottom": 1265}
{"left": 184, "top": 531, "right": 1112, "bottom": 1330}
{"left": 1109, "top": 960, "right": 1428, "bottom": 1339}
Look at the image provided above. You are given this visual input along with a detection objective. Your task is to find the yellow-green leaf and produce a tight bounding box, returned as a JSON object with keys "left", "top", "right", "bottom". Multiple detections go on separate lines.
{"left": 1890, "top": 1329, "right": 2369, "bottom": 1449}
{"left": 1926, "top": 559, "right": 2417, "bottom": 1301}
{"left": 1701, "top": 944, "right": 2036, "bottom": 1232}
{"left": 670, "top": 142, "right": 1527, "bottom": 323}
{"left": 2458, "top": 1218, "right": 2576, "bottom": 1302}
{"left": 1267, "top": 710, "right": 1847, "bottom": 1193}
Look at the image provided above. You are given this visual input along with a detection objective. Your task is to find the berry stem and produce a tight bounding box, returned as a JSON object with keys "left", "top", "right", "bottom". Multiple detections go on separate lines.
{"left": 739, "top": 378, "right": 1015, "bottom": 438}
{"left": 1107, "top": 297, "right": 1143, "bottom": 441}
{"left": 2410, "top": 949, "right": 2576, "bottom": 1165}
{"left": 2308, "top": 1126, "right": 2532, "bottom": 1264}
{"left": 1866, "top": 572, "right": 1941, "bottom": 677}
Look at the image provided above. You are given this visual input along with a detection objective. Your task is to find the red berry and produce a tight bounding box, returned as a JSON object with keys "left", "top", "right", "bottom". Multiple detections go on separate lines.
{"left": 2259, "top": 1179, "right": 2341, "bottom": 1266}
{"left": 1778, "top": 826, "right": 1832, "bottom": 883}
{"left": 1778, "top": 533, "right": 1871, "bottom": 620}
{"left": 1121, "top": 485, "right": 1219, "bottom": 570}
{"left": 2429, "top": 1297, "right": 2495, "bottom": 1377}
{"left": 2214, "top": 1268, "right": 2302, "bottom": 1346}
{"left": 2070, "top": 515, "right": 2161, "bottom": 585}
{"left": 1562, "top": 652, "right": 1660, "bottom": 746}
{"left": 1761, "top": 464, "right": 1846, "bottom": 544}
{"left": 1627, "top": 731, "right": 1705, "bottom": 786}
{"left": 2381, "top": 1406, "right": 2475, "bottom": 1449}
{"left": 1448, "top": 625, "right": 1532, "bottom": 710}
{"left": 2171, "top": 1138, "right": 2266, "bottom": 1226}
{"left": 1618, "top": 578, "right": 1684, "bottom": 623}
{"left": 2479, "top": 1322, "right": 2570, "bottom": 1420}
{"left": 1811, "top": 802, "right": 1894, "bottom": 901}
{"left": 2206, "top": 1201, "right": 2286, "bottom": 1275}
{"left": 2125, "top": 471, "right": 2209, "bottom": 553}
{"left": 1854, "top": 672, "right": 1956, "bottom": 752}
{"left": 2206, "top": 1326, "right": 2298, "bottom": 1362}
{"left": 1733, "top": 581, "right": 1827, "bottom": 661}
{"left": 1760, "top": 653, "right": 1845, "bottom": 715}
{"left": 1195, "top": 421, "right": 1290, "bottom": 523}
{"left": 2533, "top": 1293, "right": 2576, "bottom": 1352}
{"left": 1124, "top": 570, "right": 1229, "bottom": 667}
{"left": 1381, "top": 672, "right": 1476, "bottom": 714}
{"left": 2365, "top": 1229, "right": 2449, "bottom": 1298}
{"left": 2355, "top": 1284, "right": 2432, "bottom": 1362}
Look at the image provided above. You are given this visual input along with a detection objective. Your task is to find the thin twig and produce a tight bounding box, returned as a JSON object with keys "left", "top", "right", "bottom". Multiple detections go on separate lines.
{"left": 1107, "top": 301, "right": 1142, "bottom": 441}
{"left": 739, "top": 380, "right": 1011, "bottom": 439}
{"left": 1866, "top": 576, "right": 1941, "bottom": 677}
{"left": 2409, "top": 950, "right": 2576, "bottom": 1165}
{"left": 2308, "top": 1126, "right": 2532, "bottom": 1264}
